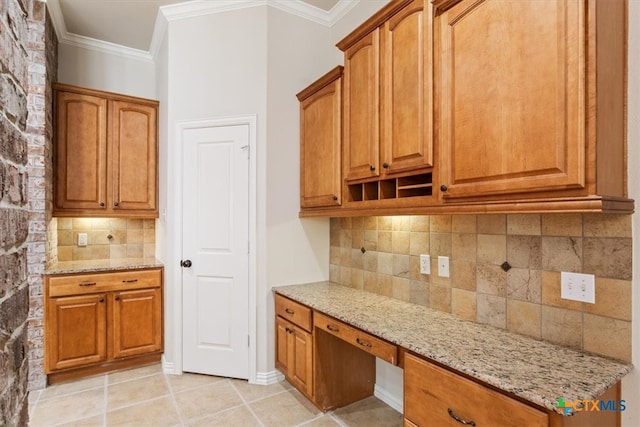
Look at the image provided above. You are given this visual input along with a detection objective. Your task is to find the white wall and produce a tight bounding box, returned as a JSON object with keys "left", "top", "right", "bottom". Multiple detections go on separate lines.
{"left": 623, "top": 1, "right": 639, "bottom": 425}
{"left": 57, "top": 44, "right": 156, "bottom": 99}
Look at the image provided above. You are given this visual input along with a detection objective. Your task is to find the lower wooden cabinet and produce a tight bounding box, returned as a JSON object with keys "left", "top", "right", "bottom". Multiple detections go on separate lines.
{"left": 45, "top": 268, "right": 163, "bottom": 382}
{"left": 275, "top": 316, "right": 313, "bottom": 397}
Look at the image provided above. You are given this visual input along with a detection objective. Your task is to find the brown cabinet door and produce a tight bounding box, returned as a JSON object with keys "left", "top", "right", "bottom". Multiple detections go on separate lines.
{"left": 275, "top": 316, "right": 313, "bottom": 397}
{"left": 437, "top": 0, "right": 585, "bottom": 199}
{"left": 110, "top": 100, "right": 158, "bottom": 213}
{"left": 54, "top": 91, "right": 108, "bottom": 211}
{"left": 290, "top": 326, "right": 313, "bottom": 397}
{"left": 381, "top": 0, "right": 433, "bottom": 174}
{"left": 46, "top": 294, "right": 107, "bottom": 372}
{"left": 299, "top": 69, "right": 343, "bottom": 209}
{"left": 343, "top": 29, "right": 380, "bottom": 181}
{"left": 111, "top": 288, "right": 162, "bottom": 359}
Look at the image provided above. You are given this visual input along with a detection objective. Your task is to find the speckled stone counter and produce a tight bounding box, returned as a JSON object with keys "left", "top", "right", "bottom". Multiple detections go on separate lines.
{"left": 46, "top": 258, "right": 163, "bottom": 275}
{"left": 273, "top": 281, "right": 633, "bottom": 415}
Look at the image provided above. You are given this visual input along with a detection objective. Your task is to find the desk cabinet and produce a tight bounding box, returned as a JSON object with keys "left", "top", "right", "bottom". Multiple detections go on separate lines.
{"left": 45, "top": 268, "right": 163, "bottom": 383}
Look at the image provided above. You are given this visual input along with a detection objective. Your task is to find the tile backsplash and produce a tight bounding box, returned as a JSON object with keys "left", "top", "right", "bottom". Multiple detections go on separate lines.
{"left": 56, "top": 218, "right": 156, "bottom": 261}
{"left": 329, "top": 214, "right": 632, "bottom": 362}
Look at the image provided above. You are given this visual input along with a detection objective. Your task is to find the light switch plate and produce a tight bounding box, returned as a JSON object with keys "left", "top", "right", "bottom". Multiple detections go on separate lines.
{"left": 77, "top": 232, "right": 88, "bottom": 247}
{"left": 561, "top": 272, "right": 595, "bottom": 304}
{"left": 420, "top": 254, "right": 430, "bottom": 274}
{"left": 438, "top": 256, "right": 450, "bottom": 278}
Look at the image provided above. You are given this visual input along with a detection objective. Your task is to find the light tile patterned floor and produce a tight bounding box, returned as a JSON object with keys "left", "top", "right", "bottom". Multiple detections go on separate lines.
{"left": 28, "top": 364, "right": 402, "bottom": 426}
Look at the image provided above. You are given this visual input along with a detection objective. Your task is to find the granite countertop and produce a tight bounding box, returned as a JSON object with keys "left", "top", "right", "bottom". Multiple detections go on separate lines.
{"left": 273, "top": 281, "right": 633, "bottom": 416}
{"left": 46, "top": 258, "right": 164, "bottom": 275}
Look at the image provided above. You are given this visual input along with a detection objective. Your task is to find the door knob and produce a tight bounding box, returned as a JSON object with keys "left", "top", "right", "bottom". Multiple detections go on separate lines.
{"left": 180, "top": 259, "right": 192, "bottom": 268}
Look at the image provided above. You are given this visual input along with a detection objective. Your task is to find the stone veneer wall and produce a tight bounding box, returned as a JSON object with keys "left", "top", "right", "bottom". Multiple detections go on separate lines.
{"left": 0, "top": 0, "right": 55, "bottom": 422}
{"left": 26, "top": 0, "right": 57, "bottom": 391}
{"left": 330, "top": 214, "right": 632, "bottom": 362}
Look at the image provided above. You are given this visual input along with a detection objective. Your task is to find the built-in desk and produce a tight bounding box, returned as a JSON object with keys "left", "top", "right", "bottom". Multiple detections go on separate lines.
{"left": 274, "top": 282, "right": 633, "bottom": 426}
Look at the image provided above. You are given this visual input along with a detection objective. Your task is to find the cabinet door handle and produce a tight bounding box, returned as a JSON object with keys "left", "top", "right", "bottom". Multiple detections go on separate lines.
{"left": 326, "top": 324, "right": 339, "bottom": 333}
{"left": 382, "top": 162, "right": 389, "bottom": 169}
{"left": 284, "top": 308, "right": 295, "bottom": 315}
{"left": 440, "top": 184, "right": 448, "bottom": 192}
{"left": 448, "top": 408, "right": 476, "bottom": 426}
{"left": 114, "top": 202, "right": 120, "bottom": 207}
{"left": 369, "top": 165, "right": 376, "bottom": 171}
{"left": 332, "top": 195, "right": 338, "bottom": 201}
{"left": 122, "top": 279, "right": 138, "bottom": 283}
{"left": 99, "top": 202, "right": 105, "bottom": 207}
{"left": 79, "top": 282, "right": 97, "bottom": 287}
{"left": 356, "top": 337, "right": 372, "bottom": 348}
{"left": 285, "top": 327, "right": 294, "bottom": 334}
{"left": 115, "top": 296, "right": 120, "bottom": 301}
{"left": 99, "top": 298, "right": 104, "bottom": 303}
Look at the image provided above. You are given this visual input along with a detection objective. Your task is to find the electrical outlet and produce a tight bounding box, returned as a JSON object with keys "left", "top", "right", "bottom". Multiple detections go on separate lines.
{"left": 561, "top": 272, "right": 595, "bottom": 303}
{"left": 438, "top": 256, "right": 449, "bottom": 277}
{"left": 420, "top": 254, "right": 430, "bottom": 274}
{"left": 77, "top": 232, "right": 88, "bottom": 247}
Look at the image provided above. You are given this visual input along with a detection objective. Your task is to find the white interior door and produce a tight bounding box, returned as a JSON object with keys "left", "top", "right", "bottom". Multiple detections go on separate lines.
{"left": 182, "top": 124, "right": 249, "bottom": 379}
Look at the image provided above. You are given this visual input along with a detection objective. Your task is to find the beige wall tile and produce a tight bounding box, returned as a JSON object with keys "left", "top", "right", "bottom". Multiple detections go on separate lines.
{"left": 351, "top": 269, "right": 364, "bottom": 290}
{"left": 409, "top": 232, "right": 429, "bottom": 256}
{"left": 110, "top": 245, "right": 126, "bottom": 259}
{"left": 363, "top": 217, "right": 378, "bottom": 230}
{"left": 541, "top": 213, "right": 582, "bottom": 236}
{"left": 452, "top": 233, "right": 476, "bottom": 262}
{"left": 477, "top": 234, "right": 506, "bottom": 265}
{"left": 363, "top": 251, "right": 378, "bottom": 272}
{"left": 340, "top": 217, "right": 352, "bottom": 229}
{"left": 378, "top": 252, "right": 394, "bottom": 275}
{"left": 363, "top": 230, "right": 378, "bottom": 251}
{"left": 540, "top": 271, "right": 583, "bottom": 311}
{"left": 351, "top": 217, "right": 364, "bottom": 230}
{"left": 330, "top": 246, "right": 340, "bottom": 265}
{"left": 507, "top": 300, "right": 541, "bottom": 338}
{"left": 451, "top": 215, "right": 477, "bottom": 233}
{"left": 477, "top": 264, "right": 506, "bottom": 296}
{"left": 506, "top": 268, "right": 541, "bottom": 303}
{"left": 583, "top": 314, "right": 631, "bottom": 362}
{"left": 507, "top": 235, "right": 542, "bottom": 269}
{"left": 91, "top": 218, "right": 110, "bottom": 229}
{"left": 430, "top": 284, "right": 451, "bottom": 313}
{"left": 477, "top": 215, "right": 506, "bottom": 234}
{"left": 57, "top": 230, "right": 73, "bottom": 246}
{"left": 57, "top": 246, "right": 72, "bottom": 261}
{"left": 409, "top": 256, "right": 424, "bottom": 281}
{"left": 451, "top": 261, "right": 476, "bottom": 291}
{"left": 409, "top": 280, "right": 429, "bottom": 306}
{"left": 330, "top": 219, "right": 340, "bottom": 246}
{"left": 110, "top": 218, "right": 127, "bottom": 229}
{"left": 392, "top": 231, "right": 410, "bottom": 254}
{"left": 126, "top": 244, "right": 143, "bottom": 258}
{"left": 339, "top": 266, "right": 351, "bottom": 287}
{"left": 57, "top": 218, "right": 72, "bottom": 230}
{"left": 541, "top": 237, "right": 582, "bottom": 272}
{"left": 430, "top": 215, "right": 452, "bottom": 233}
{"left": 89, "top": 230, "right": 110, "bottom": 245}
{"left": 378, "top": 274, "right": 393, "bottom": 297}
{"left": 477, "top": 294, "right": 506, "bottom": 328}
{"left": 350, "top": 249, "right": 363, "bottom": 270}
{"left": 392, "top": 254, "right": 411, "bottom": 278}
{"left": 110, "top": 229, "right": 127, "bottom": 244}
{"left": 72, "top": 218, "right": 93, "bottom": 229}
{"left": 143, "top": 243, "right": 155, "bottom": 259}
{"left": 351, "top": 229, "right": 363, "bottom": 249}
{"left": 583, "top": 214, "right": 632, "bottom": 238}
{"left": 410, "top": 216, "right": 430, "bottom": 232}
{"left": 429, "top": 233, "right": 452, "bottom": 257}
{"left": 392, "top": 277, "right": 411, "bottom": 302}
{"left": 340, "top": 229, "right": 352, "bottom": 248}
{"left": 392, "top": 216, "right": 411, "bottom": 231}
{"left": 584, "top": 278, "right": 631, "bottom": 321}
{"left": 541, "top": 306, "right": 582, "bottom": 349}
{"left": 378, "top": 216, "right": 393, "bottom": 231}
{"left": 340, "top": 246, "right": 351, "bottom": 267}
{"left": 143, "top": 219, "right": 155, "bottom": 229}
{"left": 363, "top": 271, "right": 378, "bottom": 292}
{"left": 451, "top": 288, "right": 476, "bottom": 321}
{"left": 126, "top": 219, "right": 143, "bottom": 229}
{"left": 583, "top": 237, "right": 632, "bottom": 280}
{"left": 378, "top": 231, "right": 392, "bottom": 253}
{"left": 329, "top": 264, "right": 340, "bottom": 283}
{"left": 507, "top": 214, "right": 541, "bottom": 235}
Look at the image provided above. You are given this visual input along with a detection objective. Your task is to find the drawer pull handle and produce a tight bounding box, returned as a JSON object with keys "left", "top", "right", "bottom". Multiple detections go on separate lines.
{"left": 122, "top": 279, "right": 138, "bottom": 283}
{"left": 284, "top": 308, "right": 295, "bottom": 315}
{"left": 326, "top": 325, "right": 339, "bottom": 333}
{"left": 356, "top": 337, "right": 372, "bottom": 348}
{"left": 448, "top": 408, "right": 476, "bottom": 426}
{"left": 79, "top": 282, "right": 97, "bottom": 287}
{"left": 285, "top": 327, "right": 294, "bottom": 334}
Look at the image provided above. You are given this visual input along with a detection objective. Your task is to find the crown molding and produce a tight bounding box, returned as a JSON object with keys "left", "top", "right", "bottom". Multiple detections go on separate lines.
{"left": 49, "top": 0, "right": 359, "bottom": 63}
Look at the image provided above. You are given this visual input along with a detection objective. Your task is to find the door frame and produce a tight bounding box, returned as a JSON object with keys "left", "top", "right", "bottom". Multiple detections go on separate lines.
{"left": 170, "top": 115, "right": 257, "bottom": 383}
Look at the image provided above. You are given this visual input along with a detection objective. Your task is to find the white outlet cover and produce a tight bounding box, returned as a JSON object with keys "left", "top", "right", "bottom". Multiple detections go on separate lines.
{"left": 420, "top": 254, "right": 430, "bottom": 275}
{"left": 561, "top": 272, "right": 595, "bottom": 304}
{"left": 437, "top": 256, "right": 450, "bottom": 278}
{"left": 77, "top": 232, "right": 88, "bottom": 247}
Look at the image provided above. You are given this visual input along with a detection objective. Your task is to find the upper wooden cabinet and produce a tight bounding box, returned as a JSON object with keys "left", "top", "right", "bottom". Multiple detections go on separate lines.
{"left": 297, "top": 67, "right": 343, "bottom": 210}
{"left": 339, "top": 0, "right": 433, "bottom": 181}
{"left": 435, "top": 0, "right": 631, "bottom": 212}
{"left": 54, "top": 83, "right": 158, "bottom": 218}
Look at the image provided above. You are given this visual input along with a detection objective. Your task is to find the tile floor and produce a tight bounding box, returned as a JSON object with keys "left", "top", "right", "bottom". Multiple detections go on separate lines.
{"left": 28, "top": 364, "right": 403, "bottom": 426}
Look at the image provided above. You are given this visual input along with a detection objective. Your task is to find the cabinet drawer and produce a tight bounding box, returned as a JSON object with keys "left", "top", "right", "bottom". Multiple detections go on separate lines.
{"left": 314, "top": 311, "right": 398, "bottom": 365}
{"left": 48, "top": 269, "right": 162, "bottom": 297}
{"left": 404, "top": 353, "right": 547, "bottom": 427}
{"left": 275, "top": 294, "right": 312, "bottom": 332}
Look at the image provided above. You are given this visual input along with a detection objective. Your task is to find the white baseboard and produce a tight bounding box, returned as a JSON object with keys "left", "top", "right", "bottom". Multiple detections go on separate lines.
{"left": 254, "top": 370, "right": 285, "bottom": 385}
{"left": 374, "top": 384, "right": 403, "bottom": 414}
{"left": 161, "top": 355, "right": 177, "bottom": 374}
